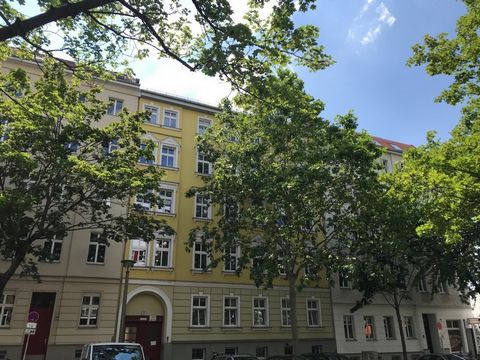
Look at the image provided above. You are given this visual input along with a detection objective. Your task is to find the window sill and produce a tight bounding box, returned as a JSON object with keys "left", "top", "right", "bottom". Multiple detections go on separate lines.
{"left": 221, "top": 326, "right": 242, "bottom": 330}
{"left": 366, "top": 339, "right": 377, "bottom": 341}
{"left": 222, "top": 271, "right": 239, "bottom": 275}
{"left": 195, "top": 172, "right": 212, "bottom": 177}
{"left": 307, "top": 325, "right": 323, "bottom": 328}
{"left": 191, "top": 269, "right": 212, "bottom": 274}
{"left": 86, "top": 262, "right": 105, "bottom": 266}
{"left": 160, "top": 166, "right": 179, "bottom": 171}
{"left": 345, "top": 339, "right": 357, "bottom": 342}
{"left": 251, "top": 326, "right": 271, "bottom": 330}
{"left": 189, "top": 326, "right": 211, "bottom": 331}
{"left": 78, "top": 325, "right": 98, "bottom": 329}
{"left": 280, "top": 326, "right": 292, "bottom": 329}
{"left": 0, "top": 326, "right": 11, "bottom": 329}
{"left": 133, "top": 266, "right": 174, "bottom": 272}
{"left": 386, "top": 338, "right": 397, "bottom": 340}
{"left": 192, "top": 217, "right": 212, "bottom": 222}
{"left": 162, "top": 125, "right": 181, "bottom": 132}
{"left": 155, "top": 212, "right": 176, "bottom": 217}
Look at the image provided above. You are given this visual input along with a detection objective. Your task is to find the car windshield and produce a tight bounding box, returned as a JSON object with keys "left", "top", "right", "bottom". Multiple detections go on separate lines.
{"left": 92, "top": 345, "right": 143, "bottom": 360}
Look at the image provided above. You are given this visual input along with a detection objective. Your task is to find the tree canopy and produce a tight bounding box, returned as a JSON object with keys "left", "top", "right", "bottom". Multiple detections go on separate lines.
{"left": 0, "top": 0, "right": 333, "bottom": 87}
{"left": 0, "top": 59, "right": 172, "bottom": 298}
{"left": 187, "top": 69, "right": 381, "bottom": 354}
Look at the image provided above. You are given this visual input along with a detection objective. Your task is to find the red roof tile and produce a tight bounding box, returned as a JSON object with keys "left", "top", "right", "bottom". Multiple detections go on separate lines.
{"left": 372, "top": 136, "right": 414, "bottom": 153}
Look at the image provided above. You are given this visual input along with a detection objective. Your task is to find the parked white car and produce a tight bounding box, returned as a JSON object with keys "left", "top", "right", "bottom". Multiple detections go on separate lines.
{"left": 80, "top": 343, "right": 145, "bottom": 360}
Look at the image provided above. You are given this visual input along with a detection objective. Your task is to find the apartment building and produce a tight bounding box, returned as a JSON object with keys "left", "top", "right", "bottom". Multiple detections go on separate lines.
{"left": 121, "top": 89, "right": 335, "bottom": 360}
{"left": 331, "top": 137, "right": 480, "bottom": 360}
{"left": 0, "top": 56, "right": 140, "bottom": 360}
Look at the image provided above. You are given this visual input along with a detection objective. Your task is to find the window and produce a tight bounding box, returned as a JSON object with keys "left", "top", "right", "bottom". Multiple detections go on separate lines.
{"left": 307, "top": 299, "right": 321, "bottom": 327}
{"left": 364, "top": 316, "right": 375, "bottom": 339}
{"left": 160, "top": 145, "right": 176, "bottom": 168}
{"left": 193, "top": 241, "right": 210, "bottom": 270}
{"left": 339, "top": 272, "right": 350, "bottom": 288}
{"left": 42, "top": 237, "right": 63, "bottom": 262}
{"left": 312, "top": 345, "right": 323, "bottom": 354}
{"left": 0, "top": 293, "right": 15, "bottom": 327}
{"left": 344, "top": 315, "right": 355, "bottom": 340}
{"left": 253, "top": 297, "right": 268, "bottom": 327}
{"left": 404, "top": 316, "right": 415, "bottom": 338}
{"left": 139, "top": 143, "right": 155, "bottom": 165}
{"left": 192, "top": 349, "right": 206, "bottom": 360}
{"left": 195, "top": 193, "right": 211, "bottom": 219}
{"left": 223, "top": 296, "right": 239, "bottom": 327}
{"left": 134, "top": 191, "right": 152, "bottom": 211}
{"left": 224, "top": 246, "right": 239, "bottom": 272}
{"left": 278, "top": 251, "right": 286, "bottom": 276}
{"left": 281, "top": 297, "right": 291, "bottom": 327}
{"left": 418, "top": 276, "right": 428, "bottom": 292}
{"left": 382, "top": 159, "right": 390, "bottom": 172}
{"left": 198, "top": 118, "right": 212, "bottom": 135}
{"left": 107, "top": 139, "right": 119, "bottom": 154}
{"left": 87, "top": 233, "right": 106, "bottom": 264}
{"left": 383, "top": 316, "right": 396, "bottom": 339}
{"left": 0, "top": 119, "right": 9, "bottom": 142}
{"left": 225, "top": 347, "right": 238, "bottom": 355}
{"left": 447, "top": 320, "right": 463, "bottom": 352}
{"left": 154, "top": 238, "right": 172, "bottom": 267}
{"left": 158, "top": 188, "right": 174, "bottom": 214}
{"left": 197, "top": 151, "right": 212, "bottom": 175}
{"left": 79, "top": 295, "right": 100, "bottom": 326}
{"left": 191, "top": 295, "right": 209, "bottom": 327}
{"left": 256, "top": 346, "right": 268, "bottom": 360}
{"left": 145, "top": 105, "right": 159, "bottom": 124}
{"left": 163, "top": 109, "right": 178, "bottom": 128}
{"left": 130, "top": 239, "right": 148, "bottom": 267}
{"left": 107, "top": 98, "right": 123, "bottom": 115}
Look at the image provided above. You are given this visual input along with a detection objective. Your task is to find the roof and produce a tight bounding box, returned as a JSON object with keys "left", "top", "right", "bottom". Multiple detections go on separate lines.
{"left": 371, "top": 136, "right": 414, "bottom": 153}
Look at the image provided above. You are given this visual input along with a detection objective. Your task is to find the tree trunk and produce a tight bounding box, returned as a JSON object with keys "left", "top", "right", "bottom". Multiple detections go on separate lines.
{"left": 393, "top": 292, "right": 408, "bottom": 360}
{"left": 288, "top": 274, "right": 300, "bottom": 355}
{"left": 0, "top": 250, "right": 26, "bottom": 299}
{"left": 0, "top": 0, "right": 117, "bottom": 41}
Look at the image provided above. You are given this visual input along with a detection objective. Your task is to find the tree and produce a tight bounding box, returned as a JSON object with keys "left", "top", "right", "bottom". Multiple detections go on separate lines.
{"left": 186, "top": 69, "right": 381, "bottom": 355}
{"left": 0, "top": 59, "right": 172, "bottom": 298}
{"left": 344, "top": 172, "right": 447, "bottom": 360}
{"left": 403, "top": 0, "right": 480, "bottom": 297}
{"left": 0, "top": 0, "right": 333, "bottom": 88}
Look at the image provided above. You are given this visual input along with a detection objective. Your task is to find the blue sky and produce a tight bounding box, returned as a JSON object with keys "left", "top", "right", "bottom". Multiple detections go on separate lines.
{"left": 294, "top": 0, "right": 467, "bottom": 145}
{"left": 131, "top": 0, "right": 466, "bottom": 146}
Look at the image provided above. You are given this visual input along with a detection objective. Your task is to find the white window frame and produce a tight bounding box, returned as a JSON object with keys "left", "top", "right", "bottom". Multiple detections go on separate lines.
{"left": 280, "top": 297, "right": 291, "bottom": 327}
{"left": 107, "top": 98, "right": 124, "bottom": 116}
{"left": 252, "top": 296, "right": 268, "bottom": 327}
{"left": 134, "top": 191, "right": 152, "bottom": 211}
{"left": 157, "top": 185, "right": 176, "bottom": 214}
{"left": 130, "top": 239, "right": 148, "bottom": 267}
{"left": 163, "top": 109, "right": 179, "bottom": 128}
{"left": 42, "top": 236, "right": 63, "bottom": 262}
{"left": 197, "top": 117, "right": 212, "bottom": 135}
{"left": 306, "top": 298, "right": 321, "bottom": 327}
{"left": 223, "top": 295, "right": 240, "bottom": 327}
{"left": 144, "top": 104, "right": 160, "bottom": 125}
{"left": 160, "top": 144, "right": 177, "bottom": 168}
{"left": 192, "top": 240, "right": 210, "bottom": 270}
{"left": 138, "top": 136, "right": 158, "bottom": 165}
{"left": 194, "top": 193, "right": 211, "bottom": 220}
{"left": 364, "top": 315, "right": 376, "bottom": 340}
{"left": 404, "top": 316, "right": 415, "bottom": 338}
{"left": 339, "top": 272, "right": 350, "bottom": 288}
{"left": 79, "top": 294, "right": 100, "bottom": 327}
{"left": 86, "top": 233, "right": 106, "bottom": 264}
{"left": 191, "top": 294, "right": 209, "bottom": 327}
{"left": 0, "top": 293, "right": 15, "bottom": 327}
{"left": 196, "top": 150, "right": 212, "bottom": 175}
{"left": 191, "top": 348, "right": 206, "bottom": 360}
{"left": 383, "top": 316, "right": 396, "bottom": 339}
{"left": 224, "top": 245, "right": 240, "bottom": 272}
{"left": 154, "top": 237, "right": 173, "bottom": 268}
{"left": 343, "top": 315, "right": 355, "bottom": 340}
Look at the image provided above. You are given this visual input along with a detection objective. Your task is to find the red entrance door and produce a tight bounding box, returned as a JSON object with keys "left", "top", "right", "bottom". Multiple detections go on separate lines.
{"left": 125, "top": 315, "right": 163, "bottom": 360}
{"left": 23, "top": 292, "right": 56, "bottom": 359}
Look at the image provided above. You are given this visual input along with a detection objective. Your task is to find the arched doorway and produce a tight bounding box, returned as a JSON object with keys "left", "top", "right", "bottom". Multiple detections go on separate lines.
{"left": 124, "top": 288, "right": 172, "bottom": 360}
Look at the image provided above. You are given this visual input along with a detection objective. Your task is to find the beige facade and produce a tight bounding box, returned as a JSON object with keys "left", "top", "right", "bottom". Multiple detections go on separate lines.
{"left": 0, "top": 57, "right": 140, "bottom": 360}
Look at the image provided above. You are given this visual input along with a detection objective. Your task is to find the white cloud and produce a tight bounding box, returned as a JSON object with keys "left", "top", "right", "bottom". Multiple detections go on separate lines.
{"left": 377, "top": 2, "right": 396, "bottom": 26}
{"left": 131, "top": 58, "right": 231, "bottom": 106}
{"left": 349, "top": 1, "right": 396, "bottom": 45}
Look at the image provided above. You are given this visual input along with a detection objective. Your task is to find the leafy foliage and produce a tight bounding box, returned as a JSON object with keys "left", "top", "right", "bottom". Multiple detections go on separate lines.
{"left": 0, "top": 59, "right": 172, "bottom": 296}
{"left": 0, "top": 0, "right": 333, "bottom": 88}
{"left": 186, "top": 69, "right": 381, "bottom": 353}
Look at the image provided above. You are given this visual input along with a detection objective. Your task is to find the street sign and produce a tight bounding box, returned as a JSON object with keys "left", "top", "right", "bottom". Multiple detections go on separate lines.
{"left": 467, "top": 318, "right": 480, "bottom": 325}
{"left": 26, "top": 322, "right": 37, "bottom": 329}
{"left": 28, "top": 311, "right": 39, "bottom": 322}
